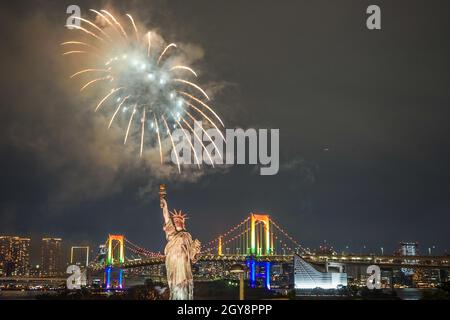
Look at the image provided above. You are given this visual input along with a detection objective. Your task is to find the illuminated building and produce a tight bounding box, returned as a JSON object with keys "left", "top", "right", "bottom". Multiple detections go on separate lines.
{"left": 41, "top": 237, "right": 62, "bottom": 276}
{"left": 70, "top": 246, "right": 90, "bottom": 267}
{"left": 294, "top": 254, "right": 347, "bottom": 290}
{"left": 400, "top": 242, "right": 418, "bottom": 256}
{"left": 247, "top": 258, "right": 271, "bottom": 289}
{"left": 29, "top": 265, "right": 41, "bottom": 277}
{"left": 0, "top": 236, "right": 31, "bottom": 276}
{"left": 400, "top": 241, "right": 418, "bottom": 276}
{"left": 96, "top": 244, "right": 107, "bottom": 264}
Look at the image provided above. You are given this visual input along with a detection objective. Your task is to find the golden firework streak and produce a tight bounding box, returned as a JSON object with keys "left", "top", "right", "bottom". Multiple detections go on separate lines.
{"left": 124, "top": 105, "right": 137, "bottom": 144}
{"left": 108, "top": 96, "right": 130, "bottom": 128}
{"left": 147, "top": 32, "right": 152, "bottom": 57}
{"left": 62, "top": 51, "right": 103, "bottom": 59}
{"left": 80, "top": 76, "right": 111, "bottom": 92}
{"left": 70, "top": 69, "right": 110, "bottom": 78}
{"left": 72, "top": 17, "right": 112, "bottom": 41}
{"left": 101, "top": 10, "right": 128, "bottom": 39}
{"left": 140, "top": 110, "right": 146, "bottom": 157}
{"left": 178, "top": 91, "right": 224, "bottom": 127}
{"left": 183, "top": 109, "right": 223, "bottom": 159}
{"left": 95, "top": 88, "right": 124, "bottom": 112}
{"left": 60, "top": 41, "right": 100, "bottom": 51}
{"left": 162, "top": 116, "right": 181, "bottom": 173}
{"left": 158, "top": 44, "right": 177, "bottom": 65}
{"left": 65, "top": 25, "right": 105, "bottom": 42}
{"left": 171, "top": 112, "right": 201, "bottom": 168}
{"left": 181, "top": 117, "right": 215, "bottom": 167}
{"left": 170, "top": 66, "right": 198, "bottom": 77}
{"left": 89, "top": 9, "right": 118, "bottom": 35}
{"left": 173, "top": 79, "right": 210, "bottom": 101}
{"left": 126, "top": 14, "right": 139, "bottom": 41}
{"left": 183, "top": 101, "right": 225, "bottom": 142}
{"left": 153, "top": 114, "right": 163, "bottom": 164}
{"left": 63, "top": 50, "right": 88, "bottom": 55}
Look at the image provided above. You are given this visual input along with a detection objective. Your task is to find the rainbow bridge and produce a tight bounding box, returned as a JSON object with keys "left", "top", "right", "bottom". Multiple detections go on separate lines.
{"left": 87, "top": 213, "right": 450, "bottom": 289}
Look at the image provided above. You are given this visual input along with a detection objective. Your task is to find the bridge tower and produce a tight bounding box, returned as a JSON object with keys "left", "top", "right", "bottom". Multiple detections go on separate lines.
{"left": 218, "top": 236, "right": 223, "bottom": 256}
{"left": 250, "top": 213, "right": 272, "bottom": 256}
{"left": 107, "top": 234, "right": 124, "bottom": 265}
{"left": 105, "top": 235, "right": 125, "bottom": 289}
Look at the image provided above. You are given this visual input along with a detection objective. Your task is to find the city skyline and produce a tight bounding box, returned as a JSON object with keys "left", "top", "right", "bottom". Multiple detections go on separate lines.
{"left": 0, "top": 231, "right": 446, "bottom": 269}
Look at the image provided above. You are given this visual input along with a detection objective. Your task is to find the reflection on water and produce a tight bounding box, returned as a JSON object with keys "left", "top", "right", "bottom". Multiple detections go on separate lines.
{"left": 395, "top": 288, "right": 426, "bottom": 300}
{"left": 0, "top": 290, "right": 55, "bottom": 300}
{"left": 0, "top": 288, "right": 439, "bottom": 300}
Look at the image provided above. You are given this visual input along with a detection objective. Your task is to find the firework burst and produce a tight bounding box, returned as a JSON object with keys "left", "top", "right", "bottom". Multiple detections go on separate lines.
{"left": 62, "top": 9, "right": 225, "bottom": 173}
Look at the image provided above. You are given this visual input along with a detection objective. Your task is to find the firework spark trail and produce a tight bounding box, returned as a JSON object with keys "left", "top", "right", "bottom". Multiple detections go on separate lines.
{"left": 70, "top": 68, "right": 110, "bottom": 78}
{"left": 183, "top": 101, "right": 225, "bottom": 142}
{"left": 64, "top": 10, "right": 225, "bottom": 172}
{"left": 140, "top": 110, "right": 146, "bottom": 157}
{"left": 147, "top": 32, "right": 152, "bottom": 57}
{"left": 178, "top": 91, "right": 225, "bottom": 127}
{"left": 158, "top": 44, "right": 177, "bottom": 65}
{"left": 124, "top": 106, "right": 137, "bottom": 144}
{"left": 72, "top": 17, "right": 112, "bottom": 41}
{"left": 153, "top": 114, "right": 163, "bottom": 164}
{"left": 80, "top": 76, "right": 111, "bottom": 92}
{"left": 63, "top": 50, "right": 104, "bottom": 59}
{"left": 108, "top": 96, "right": 130, "bottom": 128}
{"left": 63, "top": 50, "right": 88, "bottom": 56}
{"left": 95, "top": 88, "right": 124, "bottom": 112}
{"left": 126, "top": 14, "right": 139, "bottom": 41}
{"left": 65, "top": 24, "right": 106, "bottom": 42}
{"left": 184, "top": 109, "right": 223, "bottom": 159}
{"left": 89, "top": 9, "right": 117, "bottom": 35}
{"left": 61, "top": 41, "right": 101, "bottom": 51}
{"left": 171, "top": 112, "right": 201, "bottom": 168}
{"left": 173, "top": 79, "right": 210, "bottom": 101}
{"left": 181, "top": 117, "right": 215, "bottom": 167}
{"left": 162, "top": 116, "right": 181, "bottom": 173}
{"left": 170, "top": 66, "right": 198, "bottom": 77}
{"left": 101, "top": 10, "right": 128, "bottom": 39}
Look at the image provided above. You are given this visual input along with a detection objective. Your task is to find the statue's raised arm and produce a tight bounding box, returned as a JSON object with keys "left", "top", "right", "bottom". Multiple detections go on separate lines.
{"left": 159, "top": 184, "right": 170, "bottom": 224}
{"left": 160, "top": 198, "right": 170, "bottom": 225}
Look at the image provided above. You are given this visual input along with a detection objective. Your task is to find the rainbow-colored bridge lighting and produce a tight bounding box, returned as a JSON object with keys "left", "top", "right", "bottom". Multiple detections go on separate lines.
{"left": 250, "top": 213, "right": 272, "bottom": 256}
{"left": 107, "top": 234, "right": 124, "bottom": 265}
{"left": 105, "top": 234, "right": 125, "bottom": 289}
{"left": 105, "top": 266, "right": 124, "bottom": 290}
{"left": 247, "top": 258, "right": 271, "bottom": 289}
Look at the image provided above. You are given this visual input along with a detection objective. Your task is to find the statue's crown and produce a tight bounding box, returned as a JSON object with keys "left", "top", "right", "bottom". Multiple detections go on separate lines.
{"left": 170, "top": 209, "right": 188, "bottom": 223}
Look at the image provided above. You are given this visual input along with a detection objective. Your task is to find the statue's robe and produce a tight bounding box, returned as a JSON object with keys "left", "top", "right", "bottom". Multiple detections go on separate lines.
{"left": 164, "top": 218, "right": 199, "bottom": 300}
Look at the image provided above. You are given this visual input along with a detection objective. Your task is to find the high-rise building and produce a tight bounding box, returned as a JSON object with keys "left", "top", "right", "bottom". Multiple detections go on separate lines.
{"left": 41, "top": 237, "right": 62, "bottom": 276}
{"left": 0, "top": 236, "right": 9, "bottom": 275}
{"left": 14, "top": 237, "right": 31, "bottom": 276}
{"left": 400, "top": 242, "right": 418, "bottom": 256}
{"left": 0, "top": 236, "right": 31, "bottom": 276}
{"left": 400, "top": 241, "right": 418, "bottom": 276}
{"left": 70, "top": 246, "right": 90, "bottom": 267}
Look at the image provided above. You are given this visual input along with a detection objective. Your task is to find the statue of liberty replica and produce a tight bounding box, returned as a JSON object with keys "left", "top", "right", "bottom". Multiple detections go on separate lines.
{"left": 159, "top": 184, "right": 201, "bottom": 300}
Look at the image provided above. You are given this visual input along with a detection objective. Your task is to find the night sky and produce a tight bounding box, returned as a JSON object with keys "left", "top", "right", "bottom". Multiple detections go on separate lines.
{"left": 1, "top": 0, "right": 449, "bottom": 263}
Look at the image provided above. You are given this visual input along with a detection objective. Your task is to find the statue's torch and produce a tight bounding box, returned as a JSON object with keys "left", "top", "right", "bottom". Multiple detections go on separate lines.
{"left": 159, "top": 184, "right": 167, "bottom": 207}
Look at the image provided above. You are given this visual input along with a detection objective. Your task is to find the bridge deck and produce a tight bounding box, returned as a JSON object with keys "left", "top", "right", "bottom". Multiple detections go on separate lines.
{"left": 89, "top": 254, "right": 450, "bottom": 271}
